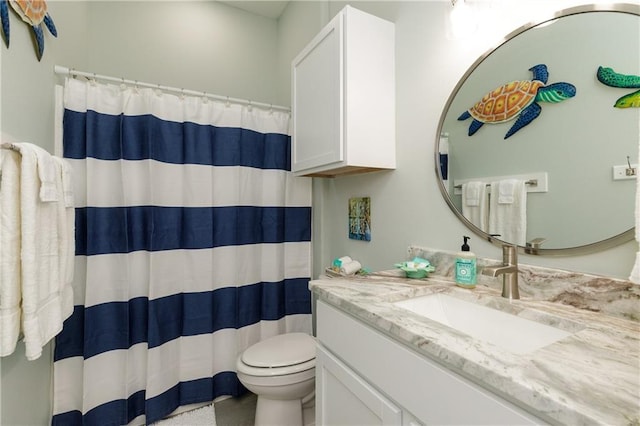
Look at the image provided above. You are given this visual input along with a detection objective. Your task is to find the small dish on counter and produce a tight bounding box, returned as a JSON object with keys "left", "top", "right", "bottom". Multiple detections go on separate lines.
{"left": 394, "top": 257, "right": 435, "bottom": 279}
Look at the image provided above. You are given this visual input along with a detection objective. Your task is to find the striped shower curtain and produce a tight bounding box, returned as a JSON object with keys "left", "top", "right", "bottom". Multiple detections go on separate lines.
{"left": 52, "top": 77, "right": 312, "bottom": 425}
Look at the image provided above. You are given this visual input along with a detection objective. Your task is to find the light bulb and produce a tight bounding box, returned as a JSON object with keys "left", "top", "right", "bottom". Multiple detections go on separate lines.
{"left": 450, "top": 0, "right": 477, "bottom": 39}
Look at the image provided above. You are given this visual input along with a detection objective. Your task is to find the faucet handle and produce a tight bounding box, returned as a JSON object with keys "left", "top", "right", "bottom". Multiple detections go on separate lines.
{"left": 525, "top": 238, "right": 546, "bottom": 254}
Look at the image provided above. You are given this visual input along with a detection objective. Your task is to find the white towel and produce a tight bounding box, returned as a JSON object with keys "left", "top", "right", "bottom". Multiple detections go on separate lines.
{"left": 489, "top": 179, "right": 527, "bottom": 246}
{"left": 340, "top": 260, "right": 362, "bottom": 275}
{"left": 497, "top": 179, "right": 517, "bottom": 204}
{"left": 462, "top": 181, "right": 488, "bottom": 232}
{"left": 35, "top": 147, "right": 58, "bottom": 202}
{"left": 630, "top": 126, "right": 640, "bottom": 284}
{"left": 3, "top": 142, "right": 59, "bottom": 202}
{"left": 13, "top": 144, "right": 71, "bottom": 360}
{"left": 57, "top": 157, "right": 75, "bottom": 208}
{"left": 0, "top": 150, "right": 22, "bottom": 356}
{"left": 53, "top": 156, "right": 75, "bottom": 314}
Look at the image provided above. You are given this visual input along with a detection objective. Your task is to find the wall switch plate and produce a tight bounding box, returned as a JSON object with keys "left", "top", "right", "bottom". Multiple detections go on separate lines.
{"left": 613, "top": 164, "right": 638, "bottom": 180}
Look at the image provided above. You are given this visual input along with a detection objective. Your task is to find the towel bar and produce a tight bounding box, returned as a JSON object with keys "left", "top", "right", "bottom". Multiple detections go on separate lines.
{"left": 454, "top": 179, "right": 538, "bottom": 190}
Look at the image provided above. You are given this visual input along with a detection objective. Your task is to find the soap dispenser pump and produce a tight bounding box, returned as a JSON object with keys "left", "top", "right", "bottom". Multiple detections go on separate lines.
{"left": 455, "top": 236, "right": 477, "bottom": 288}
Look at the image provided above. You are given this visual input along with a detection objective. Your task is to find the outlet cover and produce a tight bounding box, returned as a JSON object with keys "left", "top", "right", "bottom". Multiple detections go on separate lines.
{"left": 613, "top": 164, "right": 638, "bottom": 180}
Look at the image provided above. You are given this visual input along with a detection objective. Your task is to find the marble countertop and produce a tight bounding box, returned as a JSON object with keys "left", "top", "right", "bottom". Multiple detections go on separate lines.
{"left": 310, "top": 271, "right": 640, "bottom": 425}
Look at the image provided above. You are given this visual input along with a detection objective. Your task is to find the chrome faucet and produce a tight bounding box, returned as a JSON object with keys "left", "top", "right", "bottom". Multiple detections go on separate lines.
{"left": 481, "top": 245, "right": 519, "bottom": 299}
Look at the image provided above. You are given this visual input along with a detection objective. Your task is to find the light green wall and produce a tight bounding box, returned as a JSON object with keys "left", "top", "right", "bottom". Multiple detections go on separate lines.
{"left": 277, "top": 1, "right": 637, "bottom": 281}
{"left": 0, "top": 1, "right": 637, "bottom": 424}
{"left": 1, "top": 3, "right": 89, "bottom": 422}
{"left": 84, "top": 1, "right": 280, "bottom": 104}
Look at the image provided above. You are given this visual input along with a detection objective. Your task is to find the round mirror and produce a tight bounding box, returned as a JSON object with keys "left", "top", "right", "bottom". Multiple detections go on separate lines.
{"left": 436, "top": 4, "right": 640, "bottom": 255}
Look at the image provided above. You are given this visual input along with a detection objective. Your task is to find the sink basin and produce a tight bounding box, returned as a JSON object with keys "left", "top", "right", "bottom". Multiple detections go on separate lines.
{"left": 394, "top": 293, "right": 572, "bottom": 354}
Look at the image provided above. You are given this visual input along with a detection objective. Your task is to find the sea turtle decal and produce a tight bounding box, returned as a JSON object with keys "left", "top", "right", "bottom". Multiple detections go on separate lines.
{"left": 596, "top": 66, "right": 640, "bottom": 108}
{"left": 458, "top": 64, "right": 576, "bottom": 139}
{"left": 0, "top": 0, "right": 57, "bottom": 60}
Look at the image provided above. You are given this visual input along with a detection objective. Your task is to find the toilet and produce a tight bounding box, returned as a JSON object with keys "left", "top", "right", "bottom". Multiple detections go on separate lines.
{"left": 236, "top": 332, "right": 316, "bottom": 426}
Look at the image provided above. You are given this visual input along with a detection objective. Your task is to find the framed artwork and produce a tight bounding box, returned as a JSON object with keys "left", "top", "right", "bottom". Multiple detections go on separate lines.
{"left": 348, "top": 197, "right": 371, "bottom": 241}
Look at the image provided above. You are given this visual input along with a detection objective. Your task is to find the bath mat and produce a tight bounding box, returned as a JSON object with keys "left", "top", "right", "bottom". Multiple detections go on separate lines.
{"left": 152, "top": 404, "right": 216, "bottom": 425}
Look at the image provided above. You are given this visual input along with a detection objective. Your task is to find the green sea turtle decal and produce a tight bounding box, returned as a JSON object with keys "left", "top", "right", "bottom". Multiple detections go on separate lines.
{"left": 458, "top": 64, "right": 577, "bottom": 139}
{"left": 596, "top": 66, "right": 640, "bottom": 108}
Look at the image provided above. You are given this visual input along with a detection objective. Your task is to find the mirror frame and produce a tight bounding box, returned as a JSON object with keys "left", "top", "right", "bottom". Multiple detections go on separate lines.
{"left": 435, "top": 3, "right": 640, "bottom": 256}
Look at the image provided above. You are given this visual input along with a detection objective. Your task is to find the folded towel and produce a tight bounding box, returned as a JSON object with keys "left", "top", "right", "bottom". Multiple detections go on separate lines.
{"left": 11, "top": 143, "right": 59, "bottom": 202}
{"left": 0, "top": 150, "right": 22, "bottom": 356}
{"left": 462, "top": 181, "right": 488, "bottom": 232}
{"left": 489, "top": 179, "right": 527, "bottom": 246}
{"left": 57, "top": 157, "right": 74, "bottom": 207}
{"left": 0, "top": 144, "right": 75, "bottom": 359}
{"left": 497, "top": 179, "right": 517, "bottom": 204}
{"left": 17, "top": 145, "right": 70, "bottom": 360}
{"left": 340, "top": 260, "right": 362, "bottom": 275}
{"left": 464, "top": 181, "right": 482, "bottom": 207}
{"left": 53, "top": 157, "right": 75, "bottom": 300}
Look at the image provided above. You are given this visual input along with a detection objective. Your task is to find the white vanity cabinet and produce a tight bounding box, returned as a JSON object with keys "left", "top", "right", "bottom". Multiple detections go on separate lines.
{"left": 315, "top": 300, "right": 545, "bottom": 425}
{"left": 291, "top": 6, "right": 395, "bottom": 177}
{"left": 316, "top": 345, "right": 403, "bottom": 425}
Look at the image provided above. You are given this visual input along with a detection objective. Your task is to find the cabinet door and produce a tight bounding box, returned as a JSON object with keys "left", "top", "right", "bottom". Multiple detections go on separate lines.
{"left": 291, "top": 13, "right": 343, "bottom": 173}
{"left": 317, "top": 345, "right": 402, "bottom": 426}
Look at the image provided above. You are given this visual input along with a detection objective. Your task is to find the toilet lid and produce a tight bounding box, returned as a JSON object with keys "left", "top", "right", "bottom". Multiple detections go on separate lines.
{"left": 241, "top": 333, "right": 316, "bottom": 368}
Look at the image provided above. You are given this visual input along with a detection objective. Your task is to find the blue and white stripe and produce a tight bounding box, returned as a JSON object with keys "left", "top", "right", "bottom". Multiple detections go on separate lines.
{"left": 52, "top": 78, "right": 312, "bottom": 425}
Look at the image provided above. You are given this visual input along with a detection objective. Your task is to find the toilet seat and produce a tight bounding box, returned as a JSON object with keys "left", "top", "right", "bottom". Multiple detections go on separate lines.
{"left": 237, "top": 357, "right": 315, "bottom": 377}
{"left": 238, "top": 333, "right": 316, "bottom": 377}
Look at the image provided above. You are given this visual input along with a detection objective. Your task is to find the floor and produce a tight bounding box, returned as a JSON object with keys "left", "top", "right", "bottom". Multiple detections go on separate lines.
{"left": 214, "top": 393, "right": 258, "bottom": 426}
{"left": 153, "top": 393, "right": 257, "bottom": 426}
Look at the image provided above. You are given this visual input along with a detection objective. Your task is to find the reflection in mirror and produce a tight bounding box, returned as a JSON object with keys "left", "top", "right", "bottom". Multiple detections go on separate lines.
{"left": 436, "top": 4, "right": 640, "bottom": 255}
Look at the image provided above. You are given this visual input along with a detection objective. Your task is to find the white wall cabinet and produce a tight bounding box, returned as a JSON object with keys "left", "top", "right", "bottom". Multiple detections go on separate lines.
{"left": 291, "top": 6, "right": 395, "bottom": 177}
{"left": 316, "top": 300, "right": 545, "bottom": 425}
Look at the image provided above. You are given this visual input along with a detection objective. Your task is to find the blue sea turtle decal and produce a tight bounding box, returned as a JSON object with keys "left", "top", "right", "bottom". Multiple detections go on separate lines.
{"left": 458, "top": 64, "right": 576, "bottom": 139}
{"left": 0, "top": 0, "right": 57, "bottom": 60}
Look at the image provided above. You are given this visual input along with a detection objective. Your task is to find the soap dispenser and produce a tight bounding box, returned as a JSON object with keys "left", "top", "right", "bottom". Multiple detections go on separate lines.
{"left": 455, "top": 236, "right": 476, "bottom": 288}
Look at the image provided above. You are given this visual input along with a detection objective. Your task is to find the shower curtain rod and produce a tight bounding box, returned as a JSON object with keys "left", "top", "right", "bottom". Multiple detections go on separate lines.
{"left": 54, "top": 65, "right": 291, "bottom": 113}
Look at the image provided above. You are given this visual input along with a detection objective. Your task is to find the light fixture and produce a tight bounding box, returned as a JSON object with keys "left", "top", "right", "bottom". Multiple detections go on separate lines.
{"left": 450, "top": 0, "right": 477, "bottom": 39}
